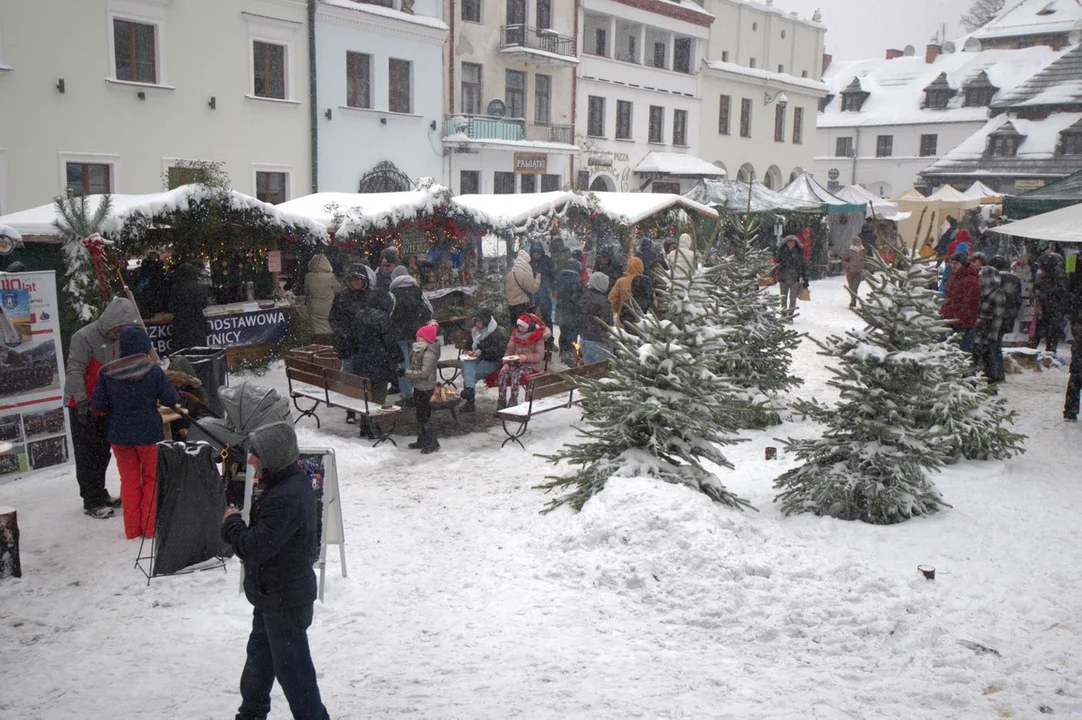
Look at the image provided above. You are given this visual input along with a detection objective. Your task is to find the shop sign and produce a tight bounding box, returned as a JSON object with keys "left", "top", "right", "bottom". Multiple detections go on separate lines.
{"left": 514, "top": 153, "right": 547, "bottom": 174}
{"left": 1014, "top": 179, "right": 1045, "bottom": 191}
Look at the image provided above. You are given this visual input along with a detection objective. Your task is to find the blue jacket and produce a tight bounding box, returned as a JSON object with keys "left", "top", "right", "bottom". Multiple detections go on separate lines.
{"left": 221, "top": 462, "right": 319, "bottom": 610}
{"left": 91, "top": 327, "right": 179, "bottom": 446}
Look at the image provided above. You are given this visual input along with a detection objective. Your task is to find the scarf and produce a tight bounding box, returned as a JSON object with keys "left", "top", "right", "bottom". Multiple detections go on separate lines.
{"left": 471, "top": 317, "right": 498, "bottom": 350}
{"left": 512, "top": 315, "right": 546, "bottom": 346}
{"left": 100, "top": 353, "right": 156, "bottom": 382}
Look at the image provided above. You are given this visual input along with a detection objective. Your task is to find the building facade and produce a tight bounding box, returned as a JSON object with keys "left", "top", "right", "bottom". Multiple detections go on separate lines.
{"left": 442, "top": 0, "right": 578, "bottom": 195}
{"left": 315, "top": 0, "right": 447, "bottom": 193}
{"left": 0, "top": 0, "right": 313, "bottom": 214}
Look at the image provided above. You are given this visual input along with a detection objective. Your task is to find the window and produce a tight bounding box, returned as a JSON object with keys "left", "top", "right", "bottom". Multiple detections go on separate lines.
{"left": 461, "top": 62, "right": 482, "bottom": 115}
{"left": 494, "top": 171, "right": 516, "bottom": 194}
{"left": 718, "top": 95, "right": 731, "bottom": 135}
{"left": 1061, "top": 132, "right": 1082, "bottom": 155}
{"left": 988, "top": 135, "right": 1020, "bottom": 156}
{"left": 66, "top": 163, "right": 112, "bottom": 195}
{"left": 587, "top": 95, "right": 605, "bottom": 137}
{"left": 802, "top": 70, "right": 808, "bottom": 78}
{"left": 876, "top": 135, "right": 893, "bottom": 157}
{"left": 836, "top": 136, "right": 854, "bottom": 157}
{"left": 648, "top": 105, "right": 664, "bottom": 143}
{"left": 167, "top": 165, "right": 211, "bottom": 189}
{"left": 721, "top": 51, "right": 729, "bottom": 62}
{"left": 256, "top": 171, "right": 287, "bottom": 204}
{"left": 462, "top": 0, "right": 481, "bottom": 22}
{"left": 774, "top": 104, "right": 786, "bottom": 142}
{"left": 652, "top": 181, "right": 681, "bottom": 194}
{"left": 346, "top": 52, "right": 372, "bottom": 109}
{"left": 739, "top": 98, "right": 752, "bottom": 138}
{"left": 616, "top": 100, "right": 632, "bottom": 140}
{"left": 505, "top": 69, "right": 526, "bottom": 118}
{"left": 536, "top": 0, "right": 551, "bottom": 30}
{"left": 507, "top": 0, "right": 526, "bottom": 25}
{"left": 595, "top": 28, "right": 607, "bottom": 56}
{"left": 841, "top": 93, "right": 863, "bottom": 112}
{"left": 389, "top": 58, "right": 412, "bottom": 113}
{"left": 113, "top": 19, "right": 156, "bottom": 83}
{"left": 778, "top": 64, "right": 784, "bottom": 73}
{"left": 535, "top": 74, "right": 551, "bottom": 124}
{"left": 541, "top": 174, "right": 561, "bottom": 191}
{"left": 924, "top": 90, "right": 950, "bottom": 109}
{"left": 673, "top": 38, "right": 692, "bottom": 73}
{"left": 749, "top": 57, "right": 756, "bottom": 69}
{"left": 576, "top": 170, "right": 590, "bottom": 190}
{"left": 792, "top": 107, "right": 804, "bottom": 144}
{"left": 673, "top": 109, "right": 688, "bottom": 146}
{"left": 920, "top": 134, "right": 938, "bottom": 157}
{"left": 627, "top": 36, "right": 637, "bottom": 63}
{"left": 965, "top": 88, "right": 996, "bottom": 106}
{"left": 520, "top": 174, "right": 537, "bottom": 193}
{"left": 653, "top": 42, "right": 666, "bottom": 69}
{"left": 253, "top": 41, "right": 286, "bottom": 99}
{"left": 460, "top": 170, "right": 480, "bottom": 194}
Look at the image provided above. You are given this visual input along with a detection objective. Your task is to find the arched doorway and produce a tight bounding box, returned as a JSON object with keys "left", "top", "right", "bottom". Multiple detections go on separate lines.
{"left": 357, "top": 161, "right": 413, "bottom": 193}
{"left": 736, "top": 163, "right": 756, "bottom": 183}
{"left": 764, "top": 165, "right": 783, "bottom": 190}
{"left": 789, "top": 167, "right": 804, "bottom": 184}
{"left": 868, "top": 181, "right": 893, "bottom": 198}
{"left": 712, "top": 160, "right": 727, "bottom": 179}
{"left": 590, "top": 175, "right": 615, "bottom": 192}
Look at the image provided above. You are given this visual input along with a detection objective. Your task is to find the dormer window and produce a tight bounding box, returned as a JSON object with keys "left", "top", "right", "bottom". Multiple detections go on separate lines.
{"left": 819, "top": 93, "right": 834, "bottom": 112}
{"left": 840, "top": 77, "right": 869, "bottom": 112}
{"left": 986, "top": 121, "right": 1025, "bottom": 157}
{"left": 922, "top": 72, "right": 955, "bottom": 110}
{"left": 1058, "top": 119, "right": 1082, "bottom": 155}
{"left": 963, "top": 70, "right": 998, "bottom": 107}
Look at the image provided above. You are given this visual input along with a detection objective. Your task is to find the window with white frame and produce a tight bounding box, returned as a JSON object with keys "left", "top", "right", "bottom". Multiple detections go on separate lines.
{"left": 244, "top": 13, "right": 299, "bottom": 101}
{"left": 107, "top": 0, "right": 168, "bottom": 85}
{"left": 255, "top": 170, "right": 289, "bottom": 204}
{"left": 61, "top": 154, "right": 120, "bottom": 195}
{"left": 389, "top": 59, "right": 412, "bottom": 113}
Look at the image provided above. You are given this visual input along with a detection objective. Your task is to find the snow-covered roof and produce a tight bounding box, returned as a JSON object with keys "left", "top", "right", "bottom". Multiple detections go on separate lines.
{"left": 635, "top": 152, "right": 727, "bottom": 178}
{"left": 442, "top": 132, "right": 579, "bottom": 153}
{"left": 452, "top": 192, "right": 575, "bottom": 228}
{"left": 971, "top": 0, "right": 1082, "bottom": 42}
{"left": 989, "top": 201, "right": 1082, "bottom": 242}
{"left": 0, "top": 186, "right": 328, "bottom": 240}
{"left": 703, "top": 59, "right": 829, "bottom": 94}
{"left": 0, "top": 224, "right": 21, "bottom": 243}
{"left": 991, "top": 44, "right": 1082, "bottom": 109}
{"left": 835, "top": 185, "right": 911, "bottom": 221}
{"left": 684, "top": 179, "right": 823, "bottom": 213}
{"left": 590, "top": 192, "right": 717, "bottom": 225}
{"left": 779, "top": 172, "right": 866, "bottom": 214}
{"left": 818, "top": 45, "right": 1063, "bottom": 128}
{"left": 964, "top": 180, "right": 1005, "bottom": 199}
{"left": 921, "top": 111, "right": 1082, "bottom": 179}
{"left": 318, "top": 0, "right": 448, "bottom": 31}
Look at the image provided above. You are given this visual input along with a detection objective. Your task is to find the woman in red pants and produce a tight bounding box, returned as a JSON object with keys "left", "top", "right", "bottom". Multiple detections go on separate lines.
{"left": 92, "top": 326, "right": 179, "bottom": 539}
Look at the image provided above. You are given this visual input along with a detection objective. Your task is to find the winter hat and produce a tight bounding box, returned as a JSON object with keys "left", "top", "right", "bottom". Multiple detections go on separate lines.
{"left": 472, "top": 308, "right": 493, "bottom": 327}
{"left": 565, "top": 259, "right": 583, "bottom": 275}
{"left": 346, "top": 263, "right": 370, "bottom": 282}
{"left": 4, "top": 261, "right": 28, "bottom": 272}
{"left": 248, "top": 421, "right": 299, "bottom": 475}
{"left": 517, "top": 314, "right": 534, "bottom": 331}
{"left": 957, "top": 229, "right": 971, "bottom": 245}
{"left": 990, "top": 255, "right": 1009, "bottom": 271}
{"left": 951, "top": 251, "right": 971, "bottom": 266}
{"left": 390, "top": 265, "right": 410, "bottom": 280}
{"left": 416, "top": 321, "right": 439, "bottom": 345}
{"left": 588, "top": 272, "right": 609, "bottom": 292}
{"left": 679, "top": 233, "right": 692, "bottom": 246}
{"left": 380, "top": 246, "right": 399, "bottom": 264}
{"left": 970, "top": 251, "right": 987, "bottom": 265}
{"left": 118, "top": 326, "right": 152, "bottom": 358}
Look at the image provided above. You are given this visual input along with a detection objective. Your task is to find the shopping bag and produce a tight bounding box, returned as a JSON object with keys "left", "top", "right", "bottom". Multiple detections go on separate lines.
{"left": 797, "top": 283, "right": 811, "bottom": 302}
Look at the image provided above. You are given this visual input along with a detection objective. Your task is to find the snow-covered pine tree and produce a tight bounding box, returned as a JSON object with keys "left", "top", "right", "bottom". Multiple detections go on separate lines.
{"left": 53, "top": 191, "right": 113, "bottom": 322}
{"left": 537, "top": 257, "right": 753, "bottom": 514}
{"left": 773, "top": 251, "right": 954, "bottom": 524}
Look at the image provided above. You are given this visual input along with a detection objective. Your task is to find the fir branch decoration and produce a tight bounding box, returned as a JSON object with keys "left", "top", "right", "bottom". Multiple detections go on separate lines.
{"left": 53, "top": 191, "right": 113, "bottom": 322}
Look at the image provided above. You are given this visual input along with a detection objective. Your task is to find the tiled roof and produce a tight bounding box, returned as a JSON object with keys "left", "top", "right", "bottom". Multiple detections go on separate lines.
{"left": 990, "top": 43, "right": 1082, "bottom": 109}
{"left": 921, "top": 112, "right": 1082, "bottom": 178}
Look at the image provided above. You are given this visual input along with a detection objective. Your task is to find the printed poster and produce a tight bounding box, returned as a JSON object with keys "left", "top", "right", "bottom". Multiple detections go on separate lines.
{"left": 0, "top": 271, "right": 72, "bottom": 484}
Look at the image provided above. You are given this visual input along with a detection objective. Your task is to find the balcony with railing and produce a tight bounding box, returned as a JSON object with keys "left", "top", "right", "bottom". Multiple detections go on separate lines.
{"left": 444, "top": 114, "right": 576, "bottom": 147}
{"left": 500, "top": 25, "right": 578, "bottom": 65}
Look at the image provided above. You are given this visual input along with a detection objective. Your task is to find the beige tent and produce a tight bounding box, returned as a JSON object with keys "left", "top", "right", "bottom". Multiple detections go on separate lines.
{"left": 893, "top": 187, "right": 980, "bottom": 250}
{"left": 964, "top": 180, "right": 1006, "bottom": 205}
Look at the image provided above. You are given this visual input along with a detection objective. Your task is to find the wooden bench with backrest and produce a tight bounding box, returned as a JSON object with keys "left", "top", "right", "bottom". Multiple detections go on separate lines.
{"left": 495, "top": 360, "right": 608, "bottom": 449}
{"left": 284, "top": 354, "right": 401, "bottom": 446}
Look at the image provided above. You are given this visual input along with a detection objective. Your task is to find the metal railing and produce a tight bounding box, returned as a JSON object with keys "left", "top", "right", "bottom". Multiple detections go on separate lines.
{"left": 444, "top": 114, "right": 574, "bottom": 145}
{"left": 500, "top": 25, "right": 576, "bottom": 58}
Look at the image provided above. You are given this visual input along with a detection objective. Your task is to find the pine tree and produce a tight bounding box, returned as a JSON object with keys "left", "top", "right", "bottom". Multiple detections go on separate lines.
{"left": 537, "top": 260, "right": 753, "bottom": 514}
{"left": 53, "top": 191, "right": 113, "bottom": 322}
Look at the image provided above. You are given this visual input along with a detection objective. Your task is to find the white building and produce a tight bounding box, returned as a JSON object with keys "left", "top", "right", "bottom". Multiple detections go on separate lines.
{"left": 813, "top": 43, "right": 1063, "bottom": 199}
{"left": 697, "top": 0, "right": 827, "bottom": 190}
{"left": 442, "top": 0, "right": 579, "bottom": 195}
{"left": 314, "top": 0, "right": 447, "bottom": 193}
{"left": 0, "top": 0, "right": 313, "bottom": 214}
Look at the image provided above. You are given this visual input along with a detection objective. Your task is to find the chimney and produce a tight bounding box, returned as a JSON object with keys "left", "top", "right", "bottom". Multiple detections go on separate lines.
{"left": 925, "top": 43, "right": 941, "bottom": 64}
{"left": 821, "top": 53, "right": 833, "bottom": 74}
{"left": 886, "top": 48, "right": 903, "bottom": 60}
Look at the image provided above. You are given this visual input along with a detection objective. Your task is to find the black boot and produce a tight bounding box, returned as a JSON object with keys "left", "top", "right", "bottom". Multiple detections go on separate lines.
{"left": 346, "top": 410, "right": 357, "bottom": 424}
{"left": 420, "top": 423, "right": 439, "bottom": 454}
{"left": 461, "top": 387, "right": 475, "bottom": 412}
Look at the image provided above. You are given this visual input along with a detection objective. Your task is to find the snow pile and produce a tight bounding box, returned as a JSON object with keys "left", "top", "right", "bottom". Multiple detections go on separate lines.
{"left": 634, "top": 152, "right": 728, "bottom": 178}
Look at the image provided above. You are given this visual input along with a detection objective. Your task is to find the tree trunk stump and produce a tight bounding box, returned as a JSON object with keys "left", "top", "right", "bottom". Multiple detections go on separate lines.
{"left": 0, "top": 506, "right": 21, "bottom": 579}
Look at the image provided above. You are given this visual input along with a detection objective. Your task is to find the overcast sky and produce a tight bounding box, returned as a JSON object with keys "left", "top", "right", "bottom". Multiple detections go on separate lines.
{"left": 774, "top": 0, "right": 976, "bottom": 60}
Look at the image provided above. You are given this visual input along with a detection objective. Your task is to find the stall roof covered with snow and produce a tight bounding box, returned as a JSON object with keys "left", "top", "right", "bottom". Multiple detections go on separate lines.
{"left": 970, "top": 0, "right": 1082, "bottom": 44}
{"left": 452, "top": 192, "right": 578, "bottom": 230}
{"left": 634, "top": 152, "right": 728, "bottom": 179}
{"left": 990, "top": 201, "right": 1082, "bottom": 242}
{"left": 1003, "top": 168, "right": 1082, "bottom": 218}
{"left": 684, "top": 179, "right": 823, "bottom": 214}
{"left": 835, "top": 185, "right": 911, "bottom": 221}
{"left": 779, "top": 173, "right": 866, "bottom": 215}
{"left": 589, "top": 192, "right": 717, "bottom": 226}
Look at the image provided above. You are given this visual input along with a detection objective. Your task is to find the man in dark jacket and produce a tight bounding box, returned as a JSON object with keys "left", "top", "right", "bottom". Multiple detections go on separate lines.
{"left": 351, "top": 291, "right": 401, "bottom": 406}
{"left": 389, "top": 266, "right": 432, "bottom": 402}
{"left": 375, "top": 246, "right": 400, "bottom": 294}
{"left": 328, "top": 265, "right": 371, "bottom": 423}
{"left": 1033, "top": 250, "right": 1069, "bottom": 355}
{"left": 990, "top": 255, "right": 1022, "bottom": 338}
{"left": 577, "top": 271, "right": 613, "bottom": 365}
{"left": 592, "top": 244, "right": 623, "bottom": 294}
{"left": 776, "top": 235, "right": 808, "bottom": 311}
{"left": 131, "top": 252, "right": 167, "bottom": 318}
{"left": 166, "top": 263, "right": 209, "bottom": 353}
{"left": 459, "top": 308, "right": 506, "bottom": 412}
{"left": 941, "top": 252, "right": 981, "bottom": 352}
{"left": 221, "top": 422, "right": 329, "bottom": 720}
{"left": 555, "top": 259, "right": 584, "bottom": 366}
{"left": 529, "top": 241, "right": 556, "bottom": 327}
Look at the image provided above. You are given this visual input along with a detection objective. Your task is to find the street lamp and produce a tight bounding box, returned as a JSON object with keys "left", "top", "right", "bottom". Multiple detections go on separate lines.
{"left": 764, "top": 90, "right": 789, "bottom": 107}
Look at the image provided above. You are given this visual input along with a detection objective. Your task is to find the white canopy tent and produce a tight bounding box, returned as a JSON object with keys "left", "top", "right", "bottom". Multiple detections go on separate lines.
{"left": 964, "top": 181, "right": 1006, "bottom": 204}
{"left": 988, "top": 202, "right": 1082, "bottom": 243}
{"left": 835, "top": 185, "right": 910, "bottom": 222}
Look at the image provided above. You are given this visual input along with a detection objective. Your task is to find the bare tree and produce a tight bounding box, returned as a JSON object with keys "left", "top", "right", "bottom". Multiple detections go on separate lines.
{"left": 961, "top": 0, "right": 1006, "bottom": 31}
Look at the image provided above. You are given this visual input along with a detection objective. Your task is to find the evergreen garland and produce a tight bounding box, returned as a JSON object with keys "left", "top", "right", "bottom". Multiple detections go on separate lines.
{"left": 53, "top": 192, "right": 113, "bottom": 322}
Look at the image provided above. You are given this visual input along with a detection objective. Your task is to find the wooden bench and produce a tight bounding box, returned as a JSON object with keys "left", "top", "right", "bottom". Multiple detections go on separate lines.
{"left": 495, "top": 360, "right": 609, "bottom": 449}
{"left": 285, "top": 356, "right": 402, "bottom": 447}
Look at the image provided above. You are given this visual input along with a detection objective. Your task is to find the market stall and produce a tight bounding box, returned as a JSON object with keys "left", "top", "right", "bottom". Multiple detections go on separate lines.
{"left": 1003, "top": 169, "right": 1082, "bottom": 220}
{"left": 894, "top": 186, "right": 980, "bottom": 250}
{"left": 778, "top": 172, "right": 866, "bottom": 257}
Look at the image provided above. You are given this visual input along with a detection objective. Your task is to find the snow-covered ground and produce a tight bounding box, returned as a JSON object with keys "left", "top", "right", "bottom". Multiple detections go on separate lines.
{"left": 2, "top": 275, "right": 1080, "bottom": 719}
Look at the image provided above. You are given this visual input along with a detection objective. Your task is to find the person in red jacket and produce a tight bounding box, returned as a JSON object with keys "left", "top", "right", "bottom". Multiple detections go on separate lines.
{"left": 798, "top": 227, "right": 813, "bottom": 263}
{"left": 941, "top": 252, "right": 981, "bottom": 352}
{"left": 945, "top": 229, "right": 971, "bottom": 262}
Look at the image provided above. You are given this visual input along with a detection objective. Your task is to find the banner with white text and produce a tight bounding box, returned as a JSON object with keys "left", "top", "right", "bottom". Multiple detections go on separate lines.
{"left": 146, "top": 306, "right": 290, "bottom": 356}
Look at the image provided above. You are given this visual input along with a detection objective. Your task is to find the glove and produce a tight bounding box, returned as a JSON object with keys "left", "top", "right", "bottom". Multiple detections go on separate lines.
{"left": 75, "top": 400, "right": 94, "bottom": 424}
{"left": 397, "top": 367, "right": 407, "bottom": 378}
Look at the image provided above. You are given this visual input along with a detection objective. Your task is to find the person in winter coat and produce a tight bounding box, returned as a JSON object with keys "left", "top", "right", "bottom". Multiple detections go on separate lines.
{"left": 460, "top": 308, "right": 507, "bottom": 412}
{"left": 220, "top": 421, "right": 330, "bottom": 720}
{"left": 498, "top": 314, "right": 550, "bottom": 409}
{"left": 666, "top": 233, "right": 696, "bottom": 279}
{"left": 939, "top": 242, "right": 970, "bottom": 292}
{"left": 529, "top": 241, "right": 556, "bottom": 327}
{"left": 798, "top": 227, "right": 813, "bottom": 263}
{"left": 389, "top": 266, "right": 433, "bottom": 402}
{"left": 166, "top": 263, "right": 208, "bottom": 353}
{"left": 505, "top": 248, "right": 541, "bottom": 326}
{"left": 990, "top": 255, "right": 1022, "bottom": 339}
{"left": 1063, "top": 295, "right": 1082, "bottom": 421}
{"left": 405, "top": 321, "right": 440, "bottom": 453}
{"left": 945, "top": 229, "right": 971, "bottom": 263}
{"left": 974, "top": 266, "right": 1007, "bottom": 383}
{"left": 578, "top": 272, "right": 613, "bottom": 365}
{"left": 841, "top": 236, "right": 865, "bottom": 309}
{"left": 328, "top": 265, "right": 372, "bottom": 423}
{"left": 609, "top": 256, "right": 644, "bottom": 328}
{"left": 941, "top": 252, "right": 981, "bottom": 352}
{"left": 375, "top": 246, "right": 400, "bottom": 294}
{"left": 65, "top": 296, "right": 142, "bottom": 518}
{"left": 131, "top": 252, "right": 167, "bottom": 318}
{"left": 1032, "top": 250, "right": 1069, "bottom": 355}
{"left": 91, "top": 327, "right": 179, "bottom": 539}
{"left": 935, "top": 216, "right": 959, "bottom": 260}
{"left": 593, "top": 244, "right": 624, "bottom": 294}
{"left": 352, "top": 291, "right": 401, "bottom": 407}
{"left": 304, "top": 254, "right": 341, "bottom": 343}
{"left": 555, "top": 259, "right": 584, "bottom": 366}
{"left": 776, "top": 235, "right": 808, "bottom": 311}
